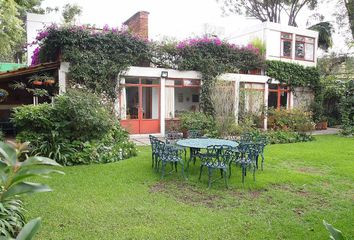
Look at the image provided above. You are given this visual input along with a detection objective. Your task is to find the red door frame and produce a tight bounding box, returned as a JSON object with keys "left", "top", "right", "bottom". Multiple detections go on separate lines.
{"left": 120, "top": 78, "right": 160, "bottom": 134}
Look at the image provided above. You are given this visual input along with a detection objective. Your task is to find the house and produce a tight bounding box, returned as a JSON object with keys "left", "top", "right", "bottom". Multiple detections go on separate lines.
{"left": 0, "top": 11, "right": 320, "bottom": 137}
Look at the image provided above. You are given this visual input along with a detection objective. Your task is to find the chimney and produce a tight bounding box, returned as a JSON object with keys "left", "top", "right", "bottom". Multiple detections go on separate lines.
{"left": 123, "top": 11, "right": 149, "bottom": 40}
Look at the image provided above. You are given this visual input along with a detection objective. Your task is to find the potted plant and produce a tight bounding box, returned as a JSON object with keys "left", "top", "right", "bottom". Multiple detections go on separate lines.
{"left": 0, "top": 88, "right": 9, "bottom": 102}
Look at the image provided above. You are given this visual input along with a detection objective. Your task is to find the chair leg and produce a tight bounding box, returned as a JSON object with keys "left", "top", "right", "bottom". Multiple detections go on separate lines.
{"left": 242, "top": 167, "right": 245, "bottom": 186}
{"left": 151, "top": 153, "right": 154, "bottom": 168}
{"left": 224, "top": 169, "right": 228, "bottom": 188}
{"left": 261, "top": 154, "right": 264, "bottom": 170}
{"left": 228, "top": 161, "right": 232, "bottom": 178}
{"left": 208, "top": 168, "right": 212, "bottom": 188}
{"left": 161, "top": 162, "right": 166, "bottom": 179}
{"left": 175, "top": 162, "right": 178, "bottom": 172}
{"left": 199, "top": 165, "right": 204, "bottom": 181}
{"left": 253, "top": 165, "right": 256, "bottom": 182}
{"left": 180, "top": 161, "right": 185, "bottom": 179}
{"left": 220, "top": 169, "right": 223, "bottom": 178}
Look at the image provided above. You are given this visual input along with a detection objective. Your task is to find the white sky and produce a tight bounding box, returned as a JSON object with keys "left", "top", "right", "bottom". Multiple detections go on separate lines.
{"left": 41, "top": 0, "right": 352, "bottom": 54}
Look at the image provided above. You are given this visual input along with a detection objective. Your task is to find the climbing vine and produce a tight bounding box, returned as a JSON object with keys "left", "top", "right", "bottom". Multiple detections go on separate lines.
{"left": 175, "top": 37, "right": 264, "bottom": 116}
{"left": 265, "top": 60, "right": 321, "bottom": 91}
{"left": 34, "top": 25, "right": 151, "bottom": 99}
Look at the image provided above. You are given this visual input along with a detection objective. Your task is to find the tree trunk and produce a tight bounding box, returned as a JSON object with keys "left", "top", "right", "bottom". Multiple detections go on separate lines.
{"left": 345, "top": 0, "right": 354, "bottom": 40}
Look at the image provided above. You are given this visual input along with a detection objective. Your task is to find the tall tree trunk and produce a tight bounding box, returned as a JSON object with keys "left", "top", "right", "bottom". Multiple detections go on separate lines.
{"left": 345, "top": 0, "right": 354, "bottom": 40}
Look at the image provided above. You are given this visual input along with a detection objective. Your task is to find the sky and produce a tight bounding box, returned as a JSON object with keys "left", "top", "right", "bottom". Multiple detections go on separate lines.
{"left": 40, "top": 0, "right": 352, "bottom": 54}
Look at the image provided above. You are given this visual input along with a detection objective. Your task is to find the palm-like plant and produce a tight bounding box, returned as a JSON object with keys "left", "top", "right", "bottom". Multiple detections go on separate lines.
{"left": 308, "top": 21, "right": 334, "bottom": 51}
{"left": 0, "top": 141, "right": 63, "bottom": 239}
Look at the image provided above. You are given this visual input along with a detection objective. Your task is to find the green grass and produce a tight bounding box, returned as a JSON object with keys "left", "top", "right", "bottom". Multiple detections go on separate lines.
{"left": 25, "top": 135, "right": 354, "bottom": 239}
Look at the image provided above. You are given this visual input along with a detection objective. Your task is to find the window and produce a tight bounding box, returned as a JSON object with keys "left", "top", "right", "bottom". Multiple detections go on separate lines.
{"left": 268, "top": 84, "right": 289, "bottom": 109}
{"left": 295, "top": 35, "right": 314, "bottom": 61}
{"left": 281, "top": 32, "right": 292, "bottom": 58}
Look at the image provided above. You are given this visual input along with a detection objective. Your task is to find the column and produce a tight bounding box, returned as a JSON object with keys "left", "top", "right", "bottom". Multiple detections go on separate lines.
{"left": 160, "top": 77, "right": 166, "bottom": 136}
{"left": 264, "top": 83, "right": 268, "bottom": 130}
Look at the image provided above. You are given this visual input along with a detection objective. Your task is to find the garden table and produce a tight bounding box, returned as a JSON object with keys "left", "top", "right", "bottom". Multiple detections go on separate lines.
{"left": 176, "top": 138, "right": 238, "bottom": 176}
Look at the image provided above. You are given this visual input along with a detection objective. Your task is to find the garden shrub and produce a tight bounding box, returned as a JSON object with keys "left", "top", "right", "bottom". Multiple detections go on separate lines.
{"left": 179, "top": 111, "right": 218, "bottom": 137}
{"left": 11, "top": 90, "right": 136, "bottom": 165}
{"left": 267, "top": 108, "right": 314, "bottom": 132}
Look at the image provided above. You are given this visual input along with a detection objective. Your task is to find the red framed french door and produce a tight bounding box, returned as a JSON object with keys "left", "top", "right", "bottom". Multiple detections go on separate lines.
{"left": 120, "top": 79, "right": 160, "bottom": 134}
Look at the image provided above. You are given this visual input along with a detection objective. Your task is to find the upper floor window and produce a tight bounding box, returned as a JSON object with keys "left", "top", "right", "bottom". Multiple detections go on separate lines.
{"left": 281, "top": 32, "right": 292, "bottom": 58}
{"left": 295, "top": 35, "right": 314, "bottom": 61}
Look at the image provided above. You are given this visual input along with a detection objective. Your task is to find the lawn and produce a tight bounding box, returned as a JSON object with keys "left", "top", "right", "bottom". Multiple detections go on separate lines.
{"left": 25, "top": 135, "right": 354, "bottom": 239}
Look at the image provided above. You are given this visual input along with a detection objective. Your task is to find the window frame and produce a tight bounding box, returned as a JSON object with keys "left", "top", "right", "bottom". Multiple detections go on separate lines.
{"left": 295, "top": 35, "right": 315, "bottom": 62}
{"left": 280, "top": 32, "right": 293, "bottom": 59}
{"left": 268, "top": 84, "right": 290, "bottom": 110}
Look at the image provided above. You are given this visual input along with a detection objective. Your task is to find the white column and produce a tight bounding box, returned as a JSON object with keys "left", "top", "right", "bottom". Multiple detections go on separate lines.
{"left": 160, "top": 77, "right": 166, "bottom": 136}
{"left": 289, "top": 91, "right": 294, "bottom": 109}
{"left": 58, "top": 62, "right": 69, "bottom": 94}
{"left": 264, "top": 83, "right": 268, "bottom": 130}
{"left": 234, "top": 80, "right": 240, "bottom": 124}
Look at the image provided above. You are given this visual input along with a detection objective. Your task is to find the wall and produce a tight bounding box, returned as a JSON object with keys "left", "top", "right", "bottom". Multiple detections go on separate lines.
{"left": 293, "top": 87, "right": 314, "bottom": 110}
{"left": 233, "top": 22, "right": 319, "bottom": 67}
{"left": 26, "top": 13, "right": 61, "bottom": 65}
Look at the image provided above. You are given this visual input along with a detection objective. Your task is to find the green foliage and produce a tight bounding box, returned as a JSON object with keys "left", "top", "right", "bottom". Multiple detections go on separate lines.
{"left": 267, "top": 108, "right": 315, "bottom": 132}
{"left": 323, "top": 220, "right": 346, "bottom": 240}
{"left": 13, "top": 90, "right": 112, "bottom": 142}
{"left": 308, "top": 22, "right": 333, "bottom": 51}
{"left": 250, "top": 37, "right": 266, "bottom": 56}
{"left": 176, "top": 38, "right": 264, "bottom": 115}
{"left": 38, "top": 26, "right": 151, "bottom": 99}
{"left": 265, "top": 60, "right": 321, "bottom": 91}
{"left": 16, "top": 217, "right": 42, "bottom": 240}
{"left": 340, "top": 80, "right": 354, "bottom": 135}
{"left": 0, "top": 141, "right": 62, "bottom": 238}
{"left": 11, "top": 90, "right": 136, "bottom": 165}
{"left": 179, "top": 111, "right": 217, "bottom": 137}
{"left": 62, "top": 3, "right": 82, "bottom": 25}
{"left": 0, "top": 0, "right": 24, "bottom": 57}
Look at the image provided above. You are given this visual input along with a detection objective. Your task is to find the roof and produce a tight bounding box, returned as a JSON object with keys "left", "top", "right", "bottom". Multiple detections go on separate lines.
{"left": 0, "top": 63, "right": 27, "bottom": 72}
{"left": 0, "top": 62, "right": 60, "bottom": 80}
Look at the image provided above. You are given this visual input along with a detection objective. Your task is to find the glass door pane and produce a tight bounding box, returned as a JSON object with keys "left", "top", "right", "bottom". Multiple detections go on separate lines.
{"left": 142, "top": 87, "right": 159, "bottom": 119}
{"left": 125, "top": 87, "right": 139, "bottom": 119}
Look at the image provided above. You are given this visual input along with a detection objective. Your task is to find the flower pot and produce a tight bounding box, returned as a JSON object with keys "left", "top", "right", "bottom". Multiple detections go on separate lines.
{"left": 321, "top": 121, "right": 328, "bottom": 130}
{"left": 33, "top": 80, "right": 43, "bottom": 86}
{"left": 44, "top": 79, "right": 55, "bottom": 85}
{"left": 315, "top": 122, "right": 323, "bottom": 130}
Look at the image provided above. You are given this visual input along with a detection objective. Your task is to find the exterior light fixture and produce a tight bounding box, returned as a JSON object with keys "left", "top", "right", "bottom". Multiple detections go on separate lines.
{"left": 161, "top": 71, "right": 168, "bottom": 78}
{"left": 267, "top": 78, "right": 272, "bottom": 84}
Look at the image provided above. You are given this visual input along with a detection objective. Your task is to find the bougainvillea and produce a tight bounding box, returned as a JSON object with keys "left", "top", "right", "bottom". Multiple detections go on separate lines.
{"left": 175, "top": 36, "right": 264, "bottom": 115}
{"left": 34, "top": 29, "right": 264, "bottom": 115}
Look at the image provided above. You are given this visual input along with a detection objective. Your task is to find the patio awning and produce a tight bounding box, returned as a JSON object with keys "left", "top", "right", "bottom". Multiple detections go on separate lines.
{"left": 0, "top": 62, "right": 60, "bottom": 80}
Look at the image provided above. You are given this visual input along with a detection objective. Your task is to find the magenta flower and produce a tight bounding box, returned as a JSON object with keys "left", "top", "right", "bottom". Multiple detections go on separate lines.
{"left": 31, "top": 47, "right": 41, "bottom": 66}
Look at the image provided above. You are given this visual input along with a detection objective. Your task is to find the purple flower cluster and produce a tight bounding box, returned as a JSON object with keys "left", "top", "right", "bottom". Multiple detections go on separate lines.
{"left": 177, "top": 36, "right": 223, "bottom": 49}
{"left": 31, "top": 47, "right": 40, "bottom": 66}
{"left": 176, "top": 37, "right": 260, "bottom": 54}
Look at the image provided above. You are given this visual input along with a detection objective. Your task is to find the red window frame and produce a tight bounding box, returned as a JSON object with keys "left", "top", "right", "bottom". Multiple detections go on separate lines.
{"left": 268, "top": 84, "right": 290, "bottom": 110}
{"left": 295, "top": 35, "right": 315, "bottom": 62}
{"left": 280, "top": 32, "right": 293, "bottom": 59}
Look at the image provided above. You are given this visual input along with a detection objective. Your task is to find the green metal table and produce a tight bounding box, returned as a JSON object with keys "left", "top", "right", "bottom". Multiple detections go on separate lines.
{"left": 176, "top": 138, "right": 238, "bottom": 175}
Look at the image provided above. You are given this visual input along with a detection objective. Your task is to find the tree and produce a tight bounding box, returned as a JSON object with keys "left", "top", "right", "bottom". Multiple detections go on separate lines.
{"left": 308, "top": 21, "right": 333, "bottom": 51}
{"left": 343, "top": 0, "right": 354, "bottom": 40}
{"left": 62, "top": 3, "right": 82, "bottom": 25}
{"left": 217, "top": 0, "right": 318, "bottom": 26}
{"left": 0, "top": 0, "right": 24, "bottom": 60}
{"left": 0, "top": 0, "right": 44, "bottom": 63}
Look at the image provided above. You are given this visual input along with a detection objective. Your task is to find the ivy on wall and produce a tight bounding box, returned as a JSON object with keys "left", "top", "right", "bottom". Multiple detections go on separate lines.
{"left": 34, "top": 28, "right": 265, "bottom": 116}
{"left": 176, "top": 38, "right": 264, "bottom": 116}
{"left": 265, "top": 60, "right": 321, "bottom": 91}
{"left": 35, "top": 25, "right": 151, "bottom": 99}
